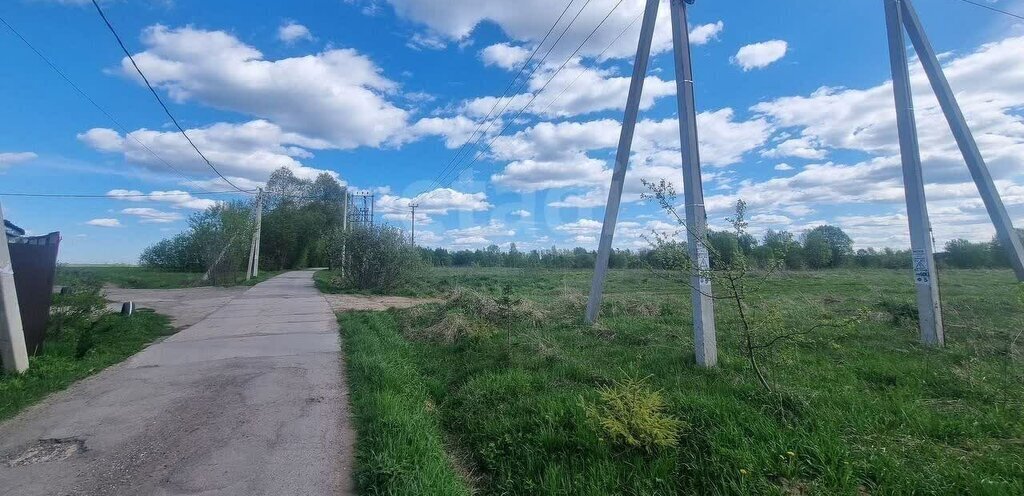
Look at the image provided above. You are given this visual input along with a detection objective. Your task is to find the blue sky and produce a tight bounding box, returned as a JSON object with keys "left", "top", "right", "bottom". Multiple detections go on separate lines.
{"left": 1, "top": 0, "right": 1023, "bottom": 263}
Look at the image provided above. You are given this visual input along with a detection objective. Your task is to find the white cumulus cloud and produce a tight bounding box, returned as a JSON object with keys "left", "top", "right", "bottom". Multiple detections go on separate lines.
{"left": 121, "top": 207, "right": 183, "bottom": 224}
{"left": 119, "top": 25, "right": 409, "bottom": 149}
{"left": 732, "top": 40, "right": 788, "bottom": 71}
{"left": 278, "top": 21, "right": 314, "bottom": 44}
{"left": 0, "top": 152, "right": 38, "bottom": 168}
{"left": 86, "top": 218, "right": 121, "bottom": 228}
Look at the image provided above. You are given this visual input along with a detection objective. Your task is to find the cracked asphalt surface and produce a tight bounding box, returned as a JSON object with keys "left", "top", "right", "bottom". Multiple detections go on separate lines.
{"left": 0, "top": 271, "right": 354, "bottom": 496}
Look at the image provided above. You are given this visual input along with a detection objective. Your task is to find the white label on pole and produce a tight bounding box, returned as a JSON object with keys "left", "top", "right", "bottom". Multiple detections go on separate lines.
{"left": 0, "top": 263, "right": 12, "bottom": 276}
{"left": 912, "top": 249, "right": 930, "bottom": 284}
{"left": 694, "top": 244, "right": 712, "bottom": 285}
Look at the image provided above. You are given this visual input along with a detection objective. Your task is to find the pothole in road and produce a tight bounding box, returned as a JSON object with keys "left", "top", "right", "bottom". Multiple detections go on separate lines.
{"left": 5, "top": 438, "right": 86, "bottom": 467}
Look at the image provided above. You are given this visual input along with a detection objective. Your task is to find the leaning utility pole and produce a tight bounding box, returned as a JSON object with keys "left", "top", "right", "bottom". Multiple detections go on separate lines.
{"left": 246, "top": 189, "right": 264, "bottom": 280}
{"left": 0, "top": 201, "right": 29, "bottom": 373}
{"left": 883, "top": 0, "right": 1024, "bottom": 344}
{"left": 903, "top": 0, "right": 1024, "bottom": 281}
{"left": 884, "top": 0, "right": 943, "bottom": 346}
{"left": 586, "top": 0, "right": 717, "bottom": 367}
{"left": 669, "top": 0, "right": 716, "bottom": 366}
{"left": 410, "top": 203, "right": 418, "bottom": 246}
{"left": 586, "top": 0, "right": 659, "bottom": 326}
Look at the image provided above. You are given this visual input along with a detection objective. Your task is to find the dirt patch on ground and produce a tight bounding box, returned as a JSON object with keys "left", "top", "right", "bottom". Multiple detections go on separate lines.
{"left": 102, "top": 285, "right": 248, "bottom": 330}
{"left": 322, "top": 294, "right": 438, "bottom": 313}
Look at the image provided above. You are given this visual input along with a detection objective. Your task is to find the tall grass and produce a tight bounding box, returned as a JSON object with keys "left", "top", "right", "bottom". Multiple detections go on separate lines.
{"left": 337, "top": 268, "right": 1024, "bottom": 494}
{"left": 340, "top": 311, "right": 471, "bottom": 495}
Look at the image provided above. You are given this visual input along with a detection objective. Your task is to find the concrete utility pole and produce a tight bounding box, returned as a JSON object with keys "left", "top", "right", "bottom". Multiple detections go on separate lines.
{"left": 669, "top": 0, "right": 716, "bottom": 366}
{"left": 586, "top": 0, "right": 717, "bottom": 367}
{"left": 586, "top": 0, "right": 660, "bottom": 324}
{"left": 410, "top": 203, "right": 418, "bottom": 246}
{"left": 246, "top": 189, "right": 264, "bottom": 280}
{"left": 252, "top": 188, "right": 263, "bottom": 279}
{"left": 884, "top": 0, "right": 944, "bottom": 346}
{"left": 341, "top": 189, "right": 348, "bottom": 277}
{"left": 0, "top": 201, "right": 29, "bottom": 373}
{"left": 898, "top": 0, "right": 1024, "bottom": 281}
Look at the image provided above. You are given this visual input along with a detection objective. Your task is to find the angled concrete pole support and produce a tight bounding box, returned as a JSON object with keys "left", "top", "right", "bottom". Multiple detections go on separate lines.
{"left": 246, "top": 190, "right": 263, "bottom": 280}
{"left": 0, "top": 201, "right": 30, "bottom": 373}
{"left": 585, "top": 0, "right": 660, "bottom": 323}
{"left": 252, "top": 188, "right": 263, "bottom": 278}
{"left": 899, "top": 0, "right": 1024, "bottom": 281}
{"left": 884, "top": 0, "right": 944, "bottom": 346}
{"left": 670, "top": 0, "right": 717, "bottom": 366}
{"left": 586, "top": 0, "right": 717, "bottom": 367}
{"left": 246, "top": 213, "right": 258, "bottom": 281}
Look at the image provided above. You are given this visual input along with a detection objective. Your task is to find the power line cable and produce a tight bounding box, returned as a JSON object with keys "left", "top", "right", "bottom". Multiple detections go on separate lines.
{"left": 0, "top": 190, "right": 252, "bottom": 199}
{"left": 445, "top": 0, "right": 598, "bottom": 167}
{"left": 952, "top": 0, "right": 1024, "bottom": 21}
{"left": 423, "top": 0, "right": 591, "bottom": 195}
{"left": 433, "top": 0, "right": 607, "bottom": 190}
{"left": 89, "top": 0, "right": 249, "bottom": 193}
{"left": 0, "top": 15, "right": 224, "bottom": 194}
{"left": 435, "top": 0, "right": 627, "bottom": 190}
{"left": 537, "top": 11, "right": 642, "bottom": 116}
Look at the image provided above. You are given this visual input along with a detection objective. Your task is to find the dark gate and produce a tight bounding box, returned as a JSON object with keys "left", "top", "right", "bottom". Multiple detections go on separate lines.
{"left": 8, "top": 232, "right": 61, "bottom": 355}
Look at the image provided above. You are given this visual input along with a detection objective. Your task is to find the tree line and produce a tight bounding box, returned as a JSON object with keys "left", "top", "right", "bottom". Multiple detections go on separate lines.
{"left": 138, "top": 166, "right": 1021, "bottom": 277}
{"left": 418, "top": 226, "right": 1024, "bottom": 271}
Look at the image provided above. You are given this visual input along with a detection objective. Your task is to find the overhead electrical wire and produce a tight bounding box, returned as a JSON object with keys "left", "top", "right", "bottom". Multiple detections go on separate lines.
{"left": 421, "top": 0, "right": 585, "bottom": 195}
{"left": 952, "top": 0, "right": 1024, "bottom": 21}
{"left": 434, "top": 0, "right": 628, "bottom": 190}
{"left": 89, "top": 0, "right": 249, "bottom": 193}
{"left": 0, "top": 190, "right": 252, "bottom": 199}
{"left": 0, "top": 15, "right": 223, "bottom": 194}
{"left": 537, "top": 11, "right": 642, "bottom": 116}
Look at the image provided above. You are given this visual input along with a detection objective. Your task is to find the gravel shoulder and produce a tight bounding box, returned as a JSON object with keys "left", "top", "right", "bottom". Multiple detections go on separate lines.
{"left": 102, "top": 285, "right": 248, "bottom": 329}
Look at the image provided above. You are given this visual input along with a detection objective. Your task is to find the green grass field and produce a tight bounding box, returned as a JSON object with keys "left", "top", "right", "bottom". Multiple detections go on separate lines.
{"left": 57, "top": 265, "right": 281, "bottom": 289}
{"left": 336, "top": 267, "right": 1024, "bottom": 495}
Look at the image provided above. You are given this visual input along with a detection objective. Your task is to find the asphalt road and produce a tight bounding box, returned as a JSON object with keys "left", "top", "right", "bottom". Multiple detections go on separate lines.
{"left": 0, "top": 271, "right": 354, "bottom": 496}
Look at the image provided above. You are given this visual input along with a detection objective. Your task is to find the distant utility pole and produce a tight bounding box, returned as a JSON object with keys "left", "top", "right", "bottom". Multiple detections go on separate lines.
{"left": 586, "top": 0, "right": 718, "bottom": 367}
{"left": 0, "top": 201, "right": 29, "bottom": 373}
{"left": 883, "top": 0, "right": 1024, "bottom": 344}
{"left": 410, "top": 203, "right": 418, "bottom": 246}
{"left": 341, "top": 188, "right": 348, "bottom": 277}
{"left": 246, "top": 188, "right": 264, "bottom": 281}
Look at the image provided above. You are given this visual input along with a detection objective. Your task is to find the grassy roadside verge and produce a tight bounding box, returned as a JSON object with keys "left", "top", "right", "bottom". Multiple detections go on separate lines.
{"left": 57, "top": 265, "right": 282, "bottom": 289}
{"left": 339, "top": 311, "right": 471, "bottom": 495}
{"left": 0, "top": 310, "right": 173, "bottom": 421}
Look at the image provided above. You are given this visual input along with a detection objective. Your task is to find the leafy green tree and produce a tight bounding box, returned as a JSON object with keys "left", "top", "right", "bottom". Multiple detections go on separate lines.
{"left": 944, "top": 238, "right": 992, "bottom": 268}
{"left": 803, "top": 225, "right": 853, "bottom": 268}
{"left": 140, "top": 167, "right": 348, "bottom": 275}
{"left": 803, "top": 236, "right": 833, "bottom": 269}
{"left": 991, "top": 228, "right": 1024, "bottom": 268}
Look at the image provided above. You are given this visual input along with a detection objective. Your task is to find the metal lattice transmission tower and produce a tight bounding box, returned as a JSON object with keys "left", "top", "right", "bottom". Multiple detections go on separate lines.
{"left": 348, "top": 191, "right": 375, "bottom": 228}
